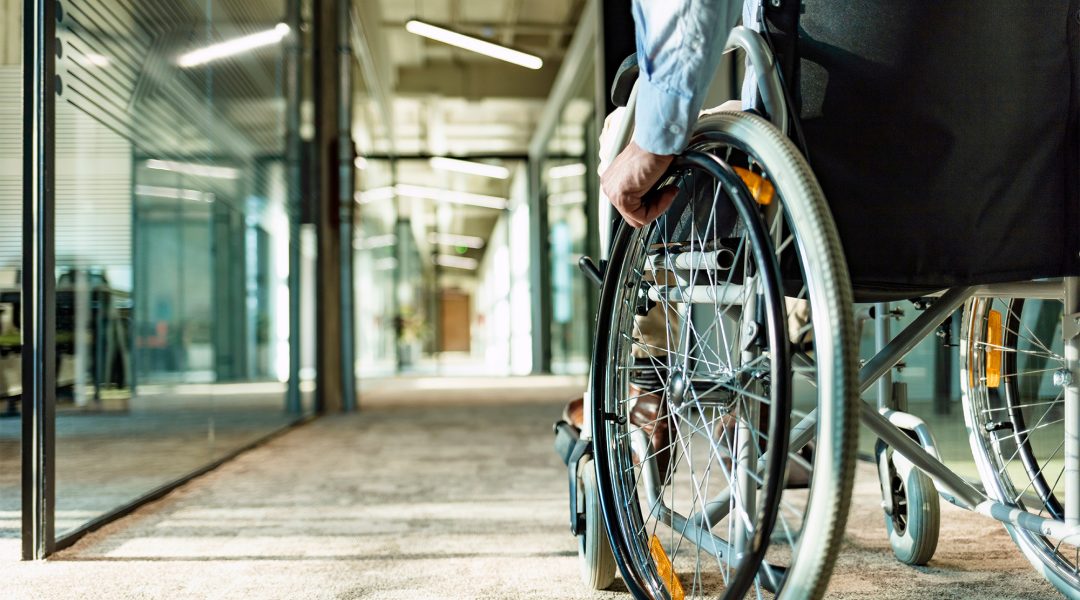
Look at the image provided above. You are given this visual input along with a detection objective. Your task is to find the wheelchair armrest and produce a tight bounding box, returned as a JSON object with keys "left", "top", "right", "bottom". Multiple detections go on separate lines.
{"left": 610, "top": 53, "right": 639, "bottom": 108}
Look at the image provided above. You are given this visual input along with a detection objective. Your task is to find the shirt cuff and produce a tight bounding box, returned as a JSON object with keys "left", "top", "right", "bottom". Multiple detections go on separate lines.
{"left": 632, "top": 75, "right": 695, "bottom": 156}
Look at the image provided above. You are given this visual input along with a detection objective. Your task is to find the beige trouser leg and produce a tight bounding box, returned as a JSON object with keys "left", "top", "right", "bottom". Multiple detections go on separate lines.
{"left": 632, "top": 304, "right": 682, "bottom": 359}
{"left": 633, "top": 295, "right": 810, "bottom": 359}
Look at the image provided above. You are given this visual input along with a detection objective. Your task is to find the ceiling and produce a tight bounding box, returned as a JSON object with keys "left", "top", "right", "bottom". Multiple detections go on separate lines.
{"left": 355, "top": 0, "right": 588, "bottom": 277}
{"left": 367, "top": 0, "right": 586, "bottom": 155}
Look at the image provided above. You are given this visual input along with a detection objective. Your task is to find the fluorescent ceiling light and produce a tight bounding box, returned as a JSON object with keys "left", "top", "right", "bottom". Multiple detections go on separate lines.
{"left": 396, "top": 184, "right": 507, "bottom": 210}
{"left": 145, "top": 159, "right": 240, "bottom": 180}
{"left": 355, "top": 234, "right": 397, "bottom": 249}
{"left": 428, "top": 232, "right": 485, "bottom": 249}
{"left": 549, "top": 190, "right": 587, "bottom": 206}
{"left": 178, "top": 23, "right": 290, "bottom": 68}
{"left": 356, "top": 186, "right": 396, "bottom": 204}
{"left": 374, "top": 257, "right": 398, "bottom": 271}
{"left": 547, "top": 163, "right": 587, "bottom": 179}
{"left": 135, "top": 184, "right": 213, "bottom": 203}
{"left": 356, "top": 184, "right": 507, "bottom": 209}
{"left": 429, "top": 157, "right": 509, "bottom": 179}
{"left": 405, "top": 19, "right": 543, "bottom": 70}
{"left": 434, "top": 255, "right": 478, "bottom": 270}
{"left": 82, "top": 53, "right": 111, "bottom": 67}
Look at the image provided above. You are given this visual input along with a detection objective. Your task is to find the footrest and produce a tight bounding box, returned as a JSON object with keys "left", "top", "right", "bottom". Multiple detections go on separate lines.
{"left": 553, "top": 420, "right": 582, "bottom": 467}
{"left": 553, "top": 419, "right": 592, "bottom": 536}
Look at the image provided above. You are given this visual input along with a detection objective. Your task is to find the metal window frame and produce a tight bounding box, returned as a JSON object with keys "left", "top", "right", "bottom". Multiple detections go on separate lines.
{"left": 21, "top": 0, "right": 57, "bottom": 562}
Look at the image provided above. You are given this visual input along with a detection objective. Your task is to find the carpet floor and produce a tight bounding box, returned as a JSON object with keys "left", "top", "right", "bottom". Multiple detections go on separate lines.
{"left": 0, "top": 377, "right": 1062, "bottom": 598}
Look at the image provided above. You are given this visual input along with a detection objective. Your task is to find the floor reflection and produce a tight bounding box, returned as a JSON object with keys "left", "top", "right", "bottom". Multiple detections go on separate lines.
{"left": 0, "top": 382, "right": 306, "bottom": 560}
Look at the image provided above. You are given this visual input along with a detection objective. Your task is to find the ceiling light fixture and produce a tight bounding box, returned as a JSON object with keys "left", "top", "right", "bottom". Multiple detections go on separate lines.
{"left": 547, "top": 163, "right": 588, "bottom": 179}
{"left": 427, "top": 232, "right": 485, "bottom": 249}
{"left": 548, "top": 190, "right": 588, "bottom": 206}
{"left": 83, "top": 53, "right": 111, "bottom": 67}
{"left": 355, "top": 234, "right": 397, "bottom": 249}
{"left": 434, "top": 254, "right": 479, "bottom": 270}
{"left": 395, "top": 184, "right": 507, "bottom": 210}
{"left": 429, "top": 156, "right": 509, "bottom": 179}
{"left": 135, "top": 184, "right": 213, "bottom": 203}
{"left": 374, "top": 257, "right": 398, "bottom": 271}
{"left": 178, "top": 23, "right": 290, "bottom": 68}
{"left": 355, "top": 186, "right": 396, "bottom": 204}
{"left": 145, "top": 159, "right": 240, "bottom": 180}
{"left": 404, "top": 19, "right": 543, "bottom": 70}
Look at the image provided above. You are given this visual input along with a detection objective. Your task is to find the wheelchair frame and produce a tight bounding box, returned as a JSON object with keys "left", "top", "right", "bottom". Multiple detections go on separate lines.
{"left": 579, "top": 23, "right": 1080, "bottom": 597}
{"left": 858, "top": 281, "right": 1080, "bottom": 542}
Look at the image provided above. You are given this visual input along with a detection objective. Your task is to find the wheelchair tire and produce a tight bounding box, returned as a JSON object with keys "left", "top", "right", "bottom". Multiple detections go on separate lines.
{"left": 578, "top": 457, "right": 617, "bottom": 590}
{"left": 961, "top": 295, "right": 1080, "bottom": 598}
{"left": 881, "top": 453, "right": 939, "bottom": 566}
{"left": 591, "top": 111, "right": 858, "bottom": 600}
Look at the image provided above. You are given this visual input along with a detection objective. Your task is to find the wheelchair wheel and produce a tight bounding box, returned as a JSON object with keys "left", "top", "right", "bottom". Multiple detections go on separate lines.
{"left": 579, "top": 457, "right": 617, "bottom": 589}
{"left": 591, "top": 111, "right": 858, "bottom": 599}
{"left": 961, "top": 295, "right": 1080, "bottom": 597}
{"left": 878, "top": 448, "right": 939, "bottom": 566}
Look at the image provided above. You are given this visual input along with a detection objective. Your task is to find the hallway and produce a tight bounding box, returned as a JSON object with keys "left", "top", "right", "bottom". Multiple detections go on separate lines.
{"left": 0, "top": 379, "right": 1057, "bottom": 599}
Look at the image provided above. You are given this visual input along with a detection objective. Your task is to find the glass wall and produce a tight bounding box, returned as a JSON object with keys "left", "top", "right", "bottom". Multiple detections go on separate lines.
{"left": 355, "top": 160, "right": 432, "bottom": 376}
{"left": 46, "top": 0, "right": 309, "bottom": 538}
{"left": 542, "top": 50, "right": 599, "bottom": 375}
{"left": 0, "top": 0, "right": 21, "bottom": 561}
{"left": 354, "top": 157, "right": 397, "bottom": 379}
{"left": 356, "top": 153, "right": 526, "bottom": 377}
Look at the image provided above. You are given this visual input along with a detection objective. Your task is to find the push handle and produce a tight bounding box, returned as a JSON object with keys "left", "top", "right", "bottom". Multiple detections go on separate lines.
{"left": 578, "top": 256, "right": 604, "bottom": 288}
{"left": 610, "top": 53, "right": 639, "bottom": 108}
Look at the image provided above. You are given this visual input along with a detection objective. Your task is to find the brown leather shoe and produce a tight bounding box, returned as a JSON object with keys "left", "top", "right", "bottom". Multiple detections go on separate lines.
{"left": 562, "top": 396, "right": 584, "bottom": 429}
{"left": 629, "top": 385, "right": 672, "bottom": 477}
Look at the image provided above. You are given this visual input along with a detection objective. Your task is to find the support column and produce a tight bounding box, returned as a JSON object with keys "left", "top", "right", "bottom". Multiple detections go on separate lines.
{"left": 312, "top": 0, "right": 355, "bottom": 412}
{"left": 528, "top": 159, "right": 551, "bottom": 374}
{"left": 284, "top": 0, "right": 302, "bottom": 414}
{"left": 336, "top": 0, "right": 356, "bottom": 410}
{"left": 22, "top": 0, "right": 56, "bottom": 561}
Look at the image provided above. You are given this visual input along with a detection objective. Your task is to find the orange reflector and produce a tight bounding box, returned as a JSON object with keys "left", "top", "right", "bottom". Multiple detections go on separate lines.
{"left": 649, "top": 535, "right": 685, "bottom": 600}
{"left": 986, "top": 310, "right": 1003, "bottom": 388}
{"left": 734, "top": 167, "right": 775, "bottom": 205}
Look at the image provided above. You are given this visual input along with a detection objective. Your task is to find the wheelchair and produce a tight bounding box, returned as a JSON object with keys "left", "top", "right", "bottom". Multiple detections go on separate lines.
{"left": 555, "top": 3, "right": 1080, "bottom": 599}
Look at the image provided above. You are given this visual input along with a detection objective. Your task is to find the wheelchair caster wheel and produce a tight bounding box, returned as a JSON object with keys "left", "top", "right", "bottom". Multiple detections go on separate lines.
{"left": 878, "top": 446, "right": 939, "bottom": 566}
{"left": 577, "top": 457, "right": 616, "bottom": 589}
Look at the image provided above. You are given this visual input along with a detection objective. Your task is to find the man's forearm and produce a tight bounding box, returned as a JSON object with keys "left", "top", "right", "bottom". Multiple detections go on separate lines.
{"left": 631, "top": 0, "right": 741, "bottom": 155}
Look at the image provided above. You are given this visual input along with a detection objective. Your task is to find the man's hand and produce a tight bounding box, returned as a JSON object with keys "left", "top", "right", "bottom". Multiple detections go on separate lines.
{"left": 601, "top": 141, "right": 678, "bottom": 229}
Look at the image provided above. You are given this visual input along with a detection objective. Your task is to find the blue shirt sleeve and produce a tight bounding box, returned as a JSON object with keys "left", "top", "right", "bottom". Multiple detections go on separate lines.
{"left": 631, "top": 0, "right": 741, "bottom": 155}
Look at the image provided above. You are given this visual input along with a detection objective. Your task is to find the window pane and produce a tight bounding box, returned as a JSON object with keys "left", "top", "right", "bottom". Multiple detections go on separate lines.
{"left": 0, "top": 0, "right": 21, "bottom": 562}
{"left": 53, "top": 0, "right": 307, "bottom": 538}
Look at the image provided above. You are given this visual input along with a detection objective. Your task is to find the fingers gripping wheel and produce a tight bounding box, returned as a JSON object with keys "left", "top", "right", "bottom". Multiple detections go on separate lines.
{"left": 590, "top": 112, "right": 858, "bottom": 600}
